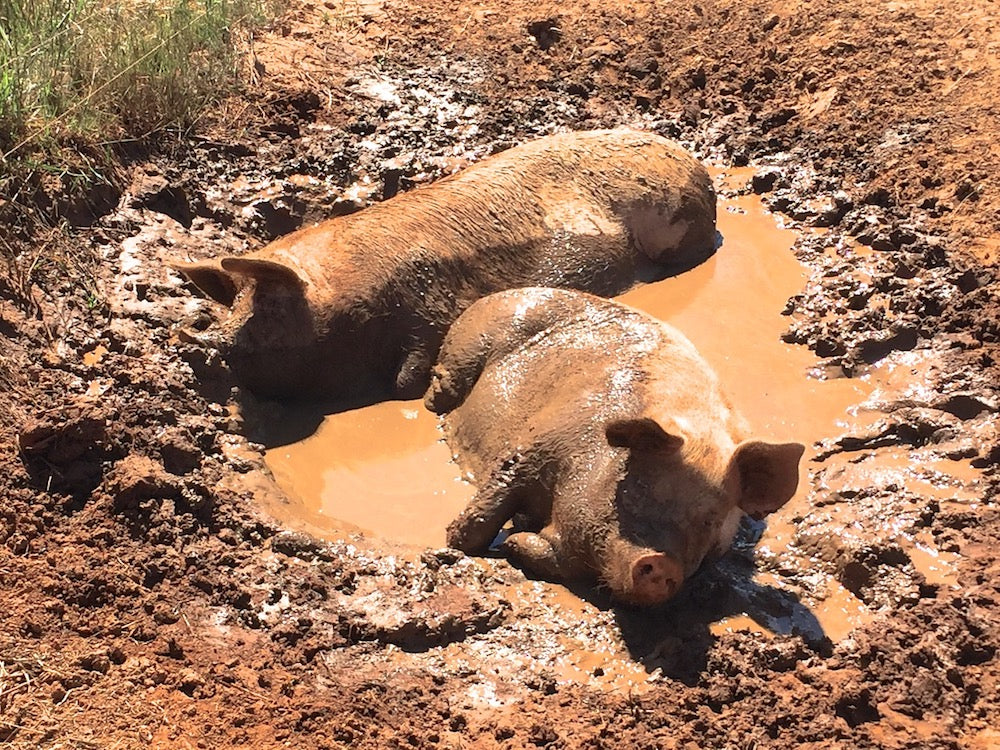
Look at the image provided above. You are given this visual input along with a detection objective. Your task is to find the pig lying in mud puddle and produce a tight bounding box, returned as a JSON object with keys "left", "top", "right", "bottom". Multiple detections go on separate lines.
{"left": 426, "top": 287, "right": 804, "bottom": 606}
{"left": 174, "top": 129, "right": 715, "bottom": 403}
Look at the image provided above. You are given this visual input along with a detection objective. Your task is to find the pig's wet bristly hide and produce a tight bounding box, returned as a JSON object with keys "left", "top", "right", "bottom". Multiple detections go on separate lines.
{"left": 427, "top": 287, "right": 804, "bottom": 605}
{"left": 174, "top": 129, "right": 716, "bottom": 405}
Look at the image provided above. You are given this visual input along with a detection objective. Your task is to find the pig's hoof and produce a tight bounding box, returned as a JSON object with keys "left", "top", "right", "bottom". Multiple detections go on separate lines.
{"left": 424, "top": 369, "right": 461, "bottom": 413}
{"left": 395, "top": 347, "right": 433, "bottom": 400}
{"left": 424, "top": 382, "right": 451, "bottom": 414}
{"left": 445, "top": 516, "right": 490, "bottom": 553}
{"left": 444, "top": 523, "right": 469, "bottom": 552}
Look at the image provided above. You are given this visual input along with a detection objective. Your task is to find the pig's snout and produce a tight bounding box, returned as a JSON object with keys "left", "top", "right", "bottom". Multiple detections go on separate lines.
{"left": 630, "top": 552, "right": 683, "bottom": 605}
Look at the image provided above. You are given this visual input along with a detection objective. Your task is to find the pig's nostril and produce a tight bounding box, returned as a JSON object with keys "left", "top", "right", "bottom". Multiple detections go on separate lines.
{"left": 630, "top": 552, "right": 683, "bottom": 603}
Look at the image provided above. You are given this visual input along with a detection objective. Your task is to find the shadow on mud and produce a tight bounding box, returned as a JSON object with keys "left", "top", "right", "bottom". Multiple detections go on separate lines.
{"left": 240, "top": 396, "right": 350, "bottom": 450}
{"left": 546, "top": 518, "right": 830, "bottom": 685}
{"left": 180, "top": 339, "right": 399, "bottom": 447}
{"left": 237, "top": 393, "right": 415, "bottom": 448}
{"left": 613, "top": 553, "right": 831, "bottom": 685}
{"left": 634, "top": 229, "right": 723, "bottom": 285}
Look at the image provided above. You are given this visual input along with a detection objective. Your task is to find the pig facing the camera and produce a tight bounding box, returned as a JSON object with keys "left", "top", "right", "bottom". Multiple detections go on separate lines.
{"left": 425, "top": 287, "right": 804, "bottom": 606}
{"left": 174, "top": 128, "right": 715, "bottom": 402}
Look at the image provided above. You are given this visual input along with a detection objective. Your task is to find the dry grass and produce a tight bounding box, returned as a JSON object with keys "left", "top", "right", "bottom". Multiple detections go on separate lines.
{"left": 0, "top": 0, "right": 277, "bottom": 155}
{"left": 0, "top": 0, "right": 280, "bottom": 317}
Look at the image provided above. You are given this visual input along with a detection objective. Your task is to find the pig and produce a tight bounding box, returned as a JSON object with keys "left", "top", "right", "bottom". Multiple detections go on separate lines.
{"left": 173, "top": 128, "right": 716, "bottom": 402}
{"left": 424, "top": 287, "right": 804, "bottom": 606}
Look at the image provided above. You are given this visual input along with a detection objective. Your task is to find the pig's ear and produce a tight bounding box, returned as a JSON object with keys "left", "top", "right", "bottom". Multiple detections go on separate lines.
{"left": 605, "top": 417, "right": 685, "bottom": 453}
{"left": 171, "top": 260, "right": 239, "bottom": 307}
{"left": 220, "top": 257, "right": 305, "bottom": 292}
{"left": 731, "top": 441, "right": 805, "bottom": 518}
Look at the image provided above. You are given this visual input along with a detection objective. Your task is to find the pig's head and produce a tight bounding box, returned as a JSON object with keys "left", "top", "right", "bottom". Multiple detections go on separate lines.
{"left": 173, "top": 257, "right": 349, "bottom": 399}
{"left": 603, "top": 416, "right": 804, "bottom": 606}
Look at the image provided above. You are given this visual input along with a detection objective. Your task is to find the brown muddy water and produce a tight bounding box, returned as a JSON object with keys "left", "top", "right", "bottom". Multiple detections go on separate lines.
{"left": 261, "top": 170, "right": 963, "bottom": 645}
{"left": 264, "top": 171, "right": 864, "bottom": 544}
{"left": 265, "top": 400, "right": 474, "bottom": 548}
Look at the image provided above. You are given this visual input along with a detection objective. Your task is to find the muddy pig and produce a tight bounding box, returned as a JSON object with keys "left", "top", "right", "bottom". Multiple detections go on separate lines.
{"left": 174, "top": 129, "right": 715, "bottom": 402}
{"left": 425, "top": 287, "right": 804, "bottom": 606}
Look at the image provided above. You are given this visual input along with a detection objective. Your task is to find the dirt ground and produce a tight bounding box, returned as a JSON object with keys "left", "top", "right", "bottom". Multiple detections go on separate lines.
{"left": 2, "top": 0, "right": 999, "bottom": 747}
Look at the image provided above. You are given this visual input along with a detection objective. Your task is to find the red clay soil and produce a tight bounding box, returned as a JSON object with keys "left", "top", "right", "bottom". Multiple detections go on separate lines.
{"left": 1, "top": 0, "right": 998, "bottom": 748}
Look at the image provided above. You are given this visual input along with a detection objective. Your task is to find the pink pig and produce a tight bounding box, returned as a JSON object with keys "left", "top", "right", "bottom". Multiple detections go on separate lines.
{"left": 426, "top": 287, "right": 804, "bottom": 606}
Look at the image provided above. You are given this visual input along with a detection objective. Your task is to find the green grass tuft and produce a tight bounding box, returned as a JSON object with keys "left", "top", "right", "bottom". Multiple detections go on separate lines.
{"left": 0, "top": 0, "right": 276, "bottom": 157}
{"left": 0, "top": 0, "right": 280, "bottom": 315}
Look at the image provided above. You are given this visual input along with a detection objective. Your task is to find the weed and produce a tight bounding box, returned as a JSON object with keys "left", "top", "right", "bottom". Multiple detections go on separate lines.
{"left": 0, "top": 0, "right": 279, "bottom": 156}
{"left": 322, "top": 0, "right": 367, "bottom": 34}
{"left": 0, "top": 0, "right": 281, "bottom": 318}
{"left": 373, "top": 35, "right": 392, "bottom": 69}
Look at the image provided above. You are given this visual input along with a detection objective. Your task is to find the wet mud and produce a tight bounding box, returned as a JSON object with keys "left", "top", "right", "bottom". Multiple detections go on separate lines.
{"left": 2, "top": 0, "right": 999, "bottom": 747}
{"left": 263, "top": 399, "right": 474, "bottom": 547}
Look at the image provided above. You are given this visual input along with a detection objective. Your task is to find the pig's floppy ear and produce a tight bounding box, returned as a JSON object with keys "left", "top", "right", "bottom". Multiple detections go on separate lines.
{"left": 730, "top": 440, "right": 805, "bottom": 518}
{"left": 220, "top": 257, "right": 305, "bottom": 292}
{"left": 605, "top": 417, "right": 685, "bottom": 453}
{"left": 171, "top": 260, "right": 239, "bottom": 307}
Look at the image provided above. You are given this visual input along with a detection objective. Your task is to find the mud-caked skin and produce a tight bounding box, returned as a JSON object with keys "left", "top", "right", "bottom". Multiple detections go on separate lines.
{"left": 174, "top": 129, "right": 716, "bottom": 401}
{"left": 425, "top": 288, "right": 804, "bottom": 606}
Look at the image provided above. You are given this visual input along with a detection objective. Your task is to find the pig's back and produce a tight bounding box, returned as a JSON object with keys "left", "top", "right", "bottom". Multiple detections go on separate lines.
{"left": 441, "top": 288, "right": 707, "bottom": 481}
{"left": 268, "top": 129, "right": 713, "bottom": 304}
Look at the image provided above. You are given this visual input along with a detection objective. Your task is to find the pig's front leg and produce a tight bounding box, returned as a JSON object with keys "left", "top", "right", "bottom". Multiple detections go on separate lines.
{"left": 424, "top": 357, "right": 481, "bottom": 414}
{"left": 446, "top": 454, "right": 533, "bottom": 552}
{"left": 424, "top": 319, "right": 514, "bottom": 414}
{"left": 425, "top": 291, "right": 569, "bottom": 414}
{"left": 395, "top": 343, "right": 433, "bottom": 399}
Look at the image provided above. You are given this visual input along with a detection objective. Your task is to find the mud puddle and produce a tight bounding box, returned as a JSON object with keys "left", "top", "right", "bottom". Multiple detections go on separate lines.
{"left": 262, "top": 175, "right": 861, "bottom": 538}
{"left": 264, "top": 399, "right": 474, "bottom": 547}
{"left": 259, "top": 169, "right": 961, "bottom": 647}
{"left": 261, "top": 175, "right": 867, "bottom": 551}
{"left": 708, "top": 580, "right": 868, "bottom": 644}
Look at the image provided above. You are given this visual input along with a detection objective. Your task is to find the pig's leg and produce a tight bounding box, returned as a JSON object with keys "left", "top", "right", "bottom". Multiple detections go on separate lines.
{"left": 425, "top": 351, "right": 488, "bottom": 414}
{"left": 425, "top": 316, "right": 521, "bottom": 414}
{"left": 446, "top": 454, "right": 537, "bottom": 552}
{"left": 395, "top": 343, "right": 433, "bottom": 399}
{"left": 424, "top": 318, "right": 493, "bottom": 413}
{"left": 502, "top": 529, "right": 566, "bottom": 581}
{"left": 446, "top": 486, "right": 519, "bottom": 553}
